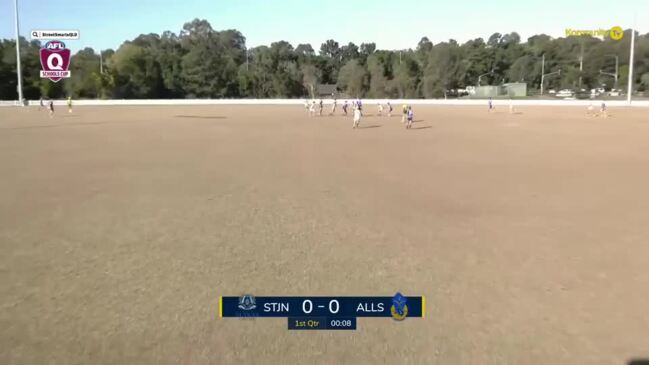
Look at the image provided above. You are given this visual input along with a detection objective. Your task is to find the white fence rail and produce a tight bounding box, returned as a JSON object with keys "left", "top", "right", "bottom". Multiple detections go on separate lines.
{"left": 2, "top": 99, "right": 649, "bottom": 107}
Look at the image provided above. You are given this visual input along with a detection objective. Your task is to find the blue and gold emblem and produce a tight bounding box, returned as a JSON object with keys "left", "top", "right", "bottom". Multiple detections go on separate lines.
{"left": 390, "top": 292, "right": 408, "bottom": 320}
{"left": 238, "top": 294, "right": 257, "bottom": 311}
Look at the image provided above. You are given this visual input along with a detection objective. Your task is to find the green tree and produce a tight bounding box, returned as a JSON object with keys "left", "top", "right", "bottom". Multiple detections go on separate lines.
{"left": 367, "top": 52, "right": 389, "bottom": 97}
{"left": 301, "top": 64, "right": 320, "bottom": 99}
{"left": 67, "top": 48, "right": 101, "bottom": 98}
{"left": 337, "top": 59, "right": 368, "bottom": 97}
{"left": 111, "top": 43, "right": 164, "bottom": 98}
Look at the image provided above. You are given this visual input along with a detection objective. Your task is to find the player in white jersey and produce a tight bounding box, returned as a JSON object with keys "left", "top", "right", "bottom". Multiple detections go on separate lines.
{"left": 352, "top": 107, "right": 362, "bottom": 128}
{"left": 377, "top": 103, "right": 384, "bottom": 116}
{"left": 586, "top": 103, "right": 595, "bottom": 117}
{"left": 330, "top": 98, "right": 337, "bottom": 115}
{"left": 309, "top": 100, "right": 316, "bottom": 117}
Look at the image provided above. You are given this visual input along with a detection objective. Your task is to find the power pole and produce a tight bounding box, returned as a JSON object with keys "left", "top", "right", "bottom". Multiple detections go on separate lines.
{"left": 13, "top": 0, "right": 24, "bottom": 104}
{"left": 99, "top": 51, "right": 103, "bottom": 74}
{"left": 627, "top": 22, "right": 636, "bottom": 105}
{"left": 246, "top": 47, "right": 249, "bottom": 71}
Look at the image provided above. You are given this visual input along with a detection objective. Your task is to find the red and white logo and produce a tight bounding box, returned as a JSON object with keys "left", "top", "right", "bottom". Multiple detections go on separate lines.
{"left": 39, "top": 40, "right": 71, "bottom": 82}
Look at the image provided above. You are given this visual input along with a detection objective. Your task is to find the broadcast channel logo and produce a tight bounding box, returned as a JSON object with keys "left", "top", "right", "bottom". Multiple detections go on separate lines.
{"left": 40, "top": 41, "right": 71, "bottom": 82}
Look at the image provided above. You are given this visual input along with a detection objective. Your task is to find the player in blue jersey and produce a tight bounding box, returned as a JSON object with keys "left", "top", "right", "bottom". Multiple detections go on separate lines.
{"left": 599, "top": 101, "right": 608, "bottom": 118}
{"left": 48, "top": 99, "right": 55, "bottom": 118}
{"left": 406, "top": 106, "right": 414, "bottom": 129}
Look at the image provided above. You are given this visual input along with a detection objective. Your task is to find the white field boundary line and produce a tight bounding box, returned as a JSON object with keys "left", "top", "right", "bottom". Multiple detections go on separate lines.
{"left": 2, "top": 99, "right": 649, "bottom": 107}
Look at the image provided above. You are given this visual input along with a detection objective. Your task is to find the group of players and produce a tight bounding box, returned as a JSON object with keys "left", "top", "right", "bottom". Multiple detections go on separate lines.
{"left": 304, "top": 98, "right": 415, "bottom": 129}
{"left": 38, "top": 97, "right": 73, "bottom": 117}
{"left": 35, "top": 95, "right": 610, "bottom": 121}
{"left": 586, "top": 102, "right": 609, "bottom": 117}
{"left": 487, "top": 97, "right": 609, "bottom": 117}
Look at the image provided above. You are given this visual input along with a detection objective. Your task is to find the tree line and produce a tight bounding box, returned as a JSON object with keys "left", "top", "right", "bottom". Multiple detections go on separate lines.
{"left": 1, "top": 18, "right": 648, "bottom": 100}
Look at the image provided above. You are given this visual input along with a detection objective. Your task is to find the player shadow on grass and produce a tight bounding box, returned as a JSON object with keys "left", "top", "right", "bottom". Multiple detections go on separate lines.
{"left": 357, "top": 125, "right": 381, "bottom": 129}
{"left": 174, "top": 115, "right": 227, "bottom": 119}
{"left": 628, "top": 359, "right": 649, "bottom": 365}
{"left": 410, "top": 125, "right": 432, "bottom": 130}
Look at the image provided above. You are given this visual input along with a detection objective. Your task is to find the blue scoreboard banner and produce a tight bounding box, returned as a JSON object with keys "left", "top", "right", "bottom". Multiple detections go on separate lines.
{"left": 219, "top": 293, "right": 425, "bottom": 330}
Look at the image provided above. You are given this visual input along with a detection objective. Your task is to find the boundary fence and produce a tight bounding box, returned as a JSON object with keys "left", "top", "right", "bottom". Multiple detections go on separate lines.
{"left": 2, "top": 99, "right": 649, "bottom": 107}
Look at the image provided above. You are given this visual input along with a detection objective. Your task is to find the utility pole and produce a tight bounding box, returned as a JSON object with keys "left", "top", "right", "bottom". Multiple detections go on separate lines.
{"left": 13, "top": 0, "right": 24, "bottom": 104}
{"left": 627, "top": 20, "right": 636, "bottom": 105}
{"left": 99, "top": 51, "right": 103, "bottom": 74}
{"left": 246, "top": 47, "right": 249, "bottom": 71}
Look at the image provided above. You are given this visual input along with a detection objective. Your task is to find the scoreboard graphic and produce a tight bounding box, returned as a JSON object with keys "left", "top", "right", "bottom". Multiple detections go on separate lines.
{"left": 219, "top": 292, "right": 425, "bottom": 330}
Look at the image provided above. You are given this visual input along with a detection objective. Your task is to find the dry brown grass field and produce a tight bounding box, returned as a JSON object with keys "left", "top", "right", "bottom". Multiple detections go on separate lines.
{"left": 1, "top": 104, "right": 648, "bottom": 364}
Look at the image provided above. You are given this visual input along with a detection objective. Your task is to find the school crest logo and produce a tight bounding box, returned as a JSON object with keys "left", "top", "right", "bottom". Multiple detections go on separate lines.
{"left": 40, "top": 40, "right": 71, "bottom": 82}
{"left": 238, "top": 294, "right": 257, "bottom": 311}
{"left": 390, "top": 292, "right": 408, "bottom": 321}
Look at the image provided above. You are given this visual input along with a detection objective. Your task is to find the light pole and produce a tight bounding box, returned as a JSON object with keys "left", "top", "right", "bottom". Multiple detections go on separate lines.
{"left": 99, "top": 50, "right": 104, "bottom": 74}
{"left": 539, "top": 54, "right": 561, "bottom": 95}
{"left": 540, "top": 70, "right": 560, "bottom": 95}
{"left": 13, "top": 0, "right": 24, "bottom": 104}
{"left": 627, "top": 20, "right": 636, "bottom": 105}
{"left": 477, "top": 71, "right": 493, "bottom": 86}
{"left": 599, "top": 54, "right": 619, "bottom": 89}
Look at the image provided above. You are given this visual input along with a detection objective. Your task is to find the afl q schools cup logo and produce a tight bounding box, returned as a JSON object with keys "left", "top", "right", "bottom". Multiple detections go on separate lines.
{"left": 40, "top": 40, "right": 71, "bottom": 82}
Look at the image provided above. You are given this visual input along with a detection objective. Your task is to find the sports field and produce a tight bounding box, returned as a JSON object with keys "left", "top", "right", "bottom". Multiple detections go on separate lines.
{"left": 1, "top": 105, "right": 648, "bottom": 364}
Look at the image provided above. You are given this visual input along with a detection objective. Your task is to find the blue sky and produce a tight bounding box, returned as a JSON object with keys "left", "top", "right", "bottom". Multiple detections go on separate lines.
{"left": 1, "top": 0, "right": 647, "bottom": 52}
